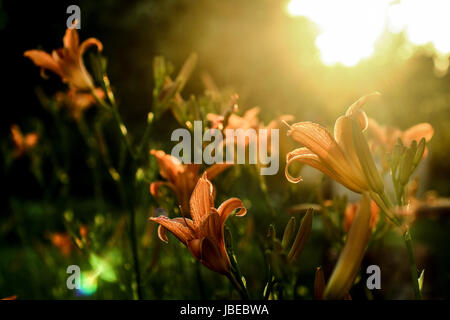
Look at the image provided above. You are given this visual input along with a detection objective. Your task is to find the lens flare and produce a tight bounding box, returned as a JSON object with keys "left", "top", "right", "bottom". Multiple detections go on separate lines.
{"left": 77, "top": 271, "right": 99, "bottom": 296}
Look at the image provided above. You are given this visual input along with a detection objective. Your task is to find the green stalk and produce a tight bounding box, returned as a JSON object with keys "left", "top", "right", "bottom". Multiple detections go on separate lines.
{"left": 226, "top": 272, "right": 249, "bottom": 300}
{"left": 90, "top": 87, "right": 143, "bottom": 299}
{"left": 90, "top": 89, "right": 135, "bottom": 159}
{"left": 225, "top": 226, "right": 250, "bottom": 299}
{"left": 375, "top": 191, "right": 421, "bottom": 299}
{"left": 263, "top": 276, "right": 276, "bottom": 300}
{"left": 403, "top": 228, "right": 422, "bottom": 300}
{"left": 77, "top": 117, "right": 104, "bottom": 213}
{"left": 253, "top": 165, "right": 276, "bottom": 217}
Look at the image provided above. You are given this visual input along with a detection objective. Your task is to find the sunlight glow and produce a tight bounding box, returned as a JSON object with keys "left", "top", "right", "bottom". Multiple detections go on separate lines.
{"left": 388, "top": 0, "right": 450, "bottom": 54}
{"left": 287, "top": 0, "right": 450, "bottom": 68}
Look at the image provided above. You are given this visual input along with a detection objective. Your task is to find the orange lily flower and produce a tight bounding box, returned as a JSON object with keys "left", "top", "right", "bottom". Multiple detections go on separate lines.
{"left": 56, "top": 88, "right": 105, "bottom": 120}
{"left": 207, "top": 106, "right": 263, "bottom": 148}
{"left": 150, "top": 173, "right": 246, "bottom": 275}
{"left": 24, "top": 25, "right": 102, "bottom": 91}
{"left": 207, "top": 106, "right": 293, "bottom": 152}
{"left": 150, "top": 150, "right": 232, "bottom": 215}
{"left": 50, "top": 232, "right": 75, "bottom": 257}
{"left": 285, "top": 94, "right": 380, "bottom": 193}
{"left": 368, "top": 118, "right": 434, "bottom": 157}
{"left": 10, "top": 124, "right": 39, "bottom": 158}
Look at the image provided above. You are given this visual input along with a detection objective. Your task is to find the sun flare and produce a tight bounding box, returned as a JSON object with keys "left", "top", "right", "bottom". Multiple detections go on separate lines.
{"left": 287, "top": 0, "right": 450, "bottom": 67}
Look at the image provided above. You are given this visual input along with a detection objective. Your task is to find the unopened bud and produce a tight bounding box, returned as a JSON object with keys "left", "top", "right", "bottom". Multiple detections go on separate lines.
{"left": 324, "top": 194, "right": 371, "bottom": 300}
{"left": 413, "top": 138, "right": 426, "bottom": 167}
{"left": 288, "top": 209, "right": 313, "bottom": 263}
{"left": 314, "top": 266, "right": 326, "bottom": 300}
{"left": 267, "top": 224, "right": 276, "bottom": 241}
{"left": 389, "top": 143, "right": 404, "bottom": 171}
{"left": 399, "top": 145, "right": 416, "bottom": 186}
{"left": 282, "top": 217, "right": 296, "bottom": 249}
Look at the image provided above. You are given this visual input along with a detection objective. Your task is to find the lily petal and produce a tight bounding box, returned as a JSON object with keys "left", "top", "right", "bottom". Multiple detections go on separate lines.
{"left": 344, "top": 92, "right": 380, "bottom": 131}
{"left": 63, "top": 27, "right": 80, "bottom": 55}
{"left": 286, "top": 147, "right": 333, "bottom": 183}
{"left": 334, "top": 116, "right": 367, "bottom": 186}
{"left": 402, "top": 123, "right": 434, "bottom": 146}
{"left": 187, "top": 238, "right": 203, "bottom": 261}
{"left": 150, "top": 181, "right": 175, "bottom": 197}
{"left": 217, "top": 197, "right": 247, "bottom": 226}
{"left": 287, "top": 122, "right": 354, "bottom": 179}
{"left": 24, "top": 50, "right": 62, "bottom": 78}
{"left": 200, "top": 236, "right": 230, "bottom": 275}
{"left": 189, "top": 173, "right": 214, "bottom": 225}
{"left": 150, "top": 150, "right": 183, "bottom": 184}
{"left": 149, "top": 215, "right": 195, "bottom": 243}
{"left": 266, "top": 114, "right": 295, "bottom": 130}
{"left": 79, "top": 38, "right": 103, "bottom": 56}
{"left": 24, "top": 133, "right": 39, "bottom": 149}
{"left": 286, "top": 147, "right": 363, "bottom": 192}
{"left": 205, "top": 163, "right": 232, "bottom": 180}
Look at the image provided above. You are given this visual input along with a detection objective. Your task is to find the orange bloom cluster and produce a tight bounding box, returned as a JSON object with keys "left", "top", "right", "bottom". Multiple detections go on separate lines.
{"left": 207, "top": 106, "right": 293, "bottom": 149}
{"left": 368, "top": 118, "right": 434, "bottom": 157}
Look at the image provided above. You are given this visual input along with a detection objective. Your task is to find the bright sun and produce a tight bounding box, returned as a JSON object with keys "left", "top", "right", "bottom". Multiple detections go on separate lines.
{"left": 287, "top": 0, "right": 450, "bottom": 67}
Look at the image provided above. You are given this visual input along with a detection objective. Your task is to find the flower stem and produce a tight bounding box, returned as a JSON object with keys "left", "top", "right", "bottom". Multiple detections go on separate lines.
{"left": 403, "top": 227, "right": 422, "bottom": 300}
{"left": 90, "top": 88, "right": 143, "bottom": 299}
{"left": 263, "top": 276, "right": 276, "bottom": 300}
{"left": 373, "top": 191, "right": 421, "bottom": 299}
{"left": 116, "top": 177, "right": 143, "bottom": 299}
{"left": 90, "top": 89, "right": 136, "bottom": 159}
{"left": 253, "top": 165, "right": 276, "bottom": 217}
{"left": 226, "top": 272, "right": 249, "bottom": 300}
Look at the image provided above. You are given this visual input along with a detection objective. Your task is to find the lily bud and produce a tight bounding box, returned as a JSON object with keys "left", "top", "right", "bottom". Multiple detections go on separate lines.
{"left": 314, "top": 266, "right": 326, "bottom": 300}
{"left": 288, "top": 209, "right": 313, "bottom": 263}
{"left": 413, "top": 138, "right": 426, "bottom": 168}
{"left": 324, "top": 194, "right": 371, "bottom": 300}
{"left": 389, "top": 142, "right": 404, "bottom": 172}
{"left": 175, "top": 53, "right": 198, "bottom": 93}
{"left": 267, "top": 224, "right": 277, "bottom": 241}
{"left": 399, "top": 143, "right": 416, "bottom": 186}
{"left": 351, "top": 119, "right": 385, "bottom": 194}
{"left": 282, "top": 217, "right": 296, "bottom": 249}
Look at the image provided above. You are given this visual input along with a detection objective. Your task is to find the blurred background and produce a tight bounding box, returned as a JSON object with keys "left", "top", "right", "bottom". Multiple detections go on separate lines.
{"left": 1, "top": 0, "right": 450, "bottom": 299}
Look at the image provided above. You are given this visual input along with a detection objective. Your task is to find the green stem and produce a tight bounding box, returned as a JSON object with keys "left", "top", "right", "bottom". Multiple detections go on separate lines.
{"left": 375, "top": 191, "right": 420, "bottom": 299}
{"left": 403, "top": 228, "right": 422, "bottom": 300}
{"left": 224, "top": 226, "right": 250, "bottom": 299}
{"left": 77, "top": 117, "right": 104, "bottom": 213}
{"left": 90, "top": 85, "right": 143, "bottom": 299}
{"left": 90, "top": 89, "right": 135, "bottom": 159}
{"left": 226, "top": 272, "right": 249, "bottom": 300}
{"left": 375, "top": 191, "right": 401, "bottom": 227}
{"left": 253, "top": 165, "right": 276, "bottom": 217}
{"left": 135, "top": 117, "right": 153, "bottom": 162}
{"left": 263, "top": 276, "right": 276, "bottom": 300}
{"left": 116, "top": 177, "right": 143, "bottom": 300}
